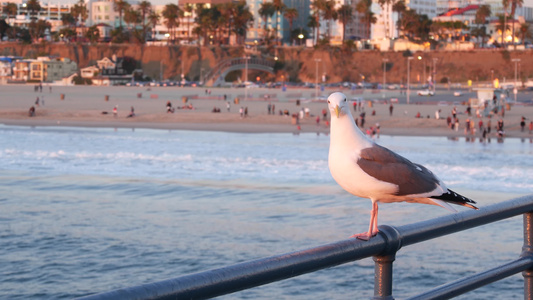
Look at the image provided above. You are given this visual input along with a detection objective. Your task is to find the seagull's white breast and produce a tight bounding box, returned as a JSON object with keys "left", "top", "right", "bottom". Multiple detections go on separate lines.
{"left": 328, "top": 117, "right": 397, "bottom": 200}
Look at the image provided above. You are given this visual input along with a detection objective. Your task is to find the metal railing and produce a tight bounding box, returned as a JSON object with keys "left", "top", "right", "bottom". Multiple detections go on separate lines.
{"left": 78, "top": 195, "right": 533, "bottom": 300}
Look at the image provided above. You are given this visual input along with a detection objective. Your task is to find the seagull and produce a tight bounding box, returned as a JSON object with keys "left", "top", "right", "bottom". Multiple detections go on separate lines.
{"left": 327, "top": 92, "right": 478, "bottom": 240}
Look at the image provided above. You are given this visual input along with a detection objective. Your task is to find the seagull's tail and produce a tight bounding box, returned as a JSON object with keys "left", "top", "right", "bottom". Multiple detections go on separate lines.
{"left": 430, "top": 189, "right": 478, "bottom": 210}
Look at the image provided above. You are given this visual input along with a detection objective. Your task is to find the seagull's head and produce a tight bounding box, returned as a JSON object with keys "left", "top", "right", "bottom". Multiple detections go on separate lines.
{"left": 327, "top": 92, "right": 349, "bottom": 118}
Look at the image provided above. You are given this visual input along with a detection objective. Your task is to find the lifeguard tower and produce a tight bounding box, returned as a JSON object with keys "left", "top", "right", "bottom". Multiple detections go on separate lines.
{"left": 469, "top": 88, "right": 509, "bottom": 117}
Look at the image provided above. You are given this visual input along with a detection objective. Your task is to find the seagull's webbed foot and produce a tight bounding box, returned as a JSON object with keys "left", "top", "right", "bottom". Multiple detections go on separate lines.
{"left": 350, "top": 230, "right": 378, "bottom": 241}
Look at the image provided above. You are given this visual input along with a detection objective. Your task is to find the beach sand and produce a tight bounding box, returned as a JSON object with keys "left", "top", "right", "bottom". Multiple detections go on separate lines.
{"left": 1, "top": 84, "right": 532, "bottom": 137}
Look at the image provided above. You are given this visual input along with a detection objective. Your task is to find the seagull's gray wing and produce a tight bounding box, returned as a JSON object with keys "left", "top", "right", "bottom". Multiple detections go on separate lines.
{"left": 357, "top": 144, "right": 439, "bottom": 196}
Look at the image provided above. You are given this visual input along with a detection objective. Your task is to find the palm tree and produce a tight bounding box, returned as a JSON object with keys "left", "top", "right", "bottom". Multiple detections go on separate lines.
{"left": 85, "top": 25, "right": 100, "bottom": 43}
{"left": 259, "top": 2, "right": 275, "bottom": 42}
{"left": 138, "top": 1, "right": 152, "bottom": 43}
{"left": 26, "top": 0, "right": 41, "bottom": 21}
{"left": 219, "top": 3, "right": 235, "bottom": 44}
{"left": 4, "top": 2, "right": 18, "bottom": 23}
{"left": 148, "top": 11, "right": 159, "bottom": 40}
{"left": 124, "top": 7, "right": 140, "bottom": 31}
{"left": 272, "top": 0, "right": 286, "bottom": 44}
{"left": 72, "top": 0, "right": 88, "bottom": 26}
{"left": 283, "top": 7, "right": 298, "bottom": 45}
{"left": 501, "top": 0, "right": 509, "bottom": 46}
{"left": 162, "top": 3, "right": 179, "bottom": 42}
{"left": 322, "top": 0, "right": 337, "bottom": 41}
{"left": 496, "top": 14, "right": 510, "bottom": 46}
{"left": 337, "top": 4, "right": 352, "bottom": 43}
{"left": 113, "top": 0, "right": 130, "bottom": 29}
{"left": 509, "top": 0, "right": 523, "bottom": 49}
{"left": 183, "top": 4, "right": 193, "bottom": 43}
{"left": 356, "top": 0, "right": 376, "bottom": 40}
{"left": 519, "top": 23, "right": 531, "bottom": 45}
{"left": 232, "top": 1, "right": 253, "bottom": 45}
{"left": 310, "top": 0, "right": 326, "bottom": 45}
{"left": 474, "top": 5, "right": 491, "bottom": 47}
{"left": 392, "top": 0, "right": 406, "bottom": 37}
{"left": 61, "top": 13, "right": 76, "bottom": 28}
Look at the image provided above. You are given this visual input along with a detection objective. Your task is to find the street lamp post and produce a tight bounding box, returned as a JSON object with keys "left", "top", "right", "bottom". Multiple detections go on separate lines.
{"left": 244, "top": 56, "right": 250, "bottom": 101}
{"left": 432, "top": 58, "right": 438, "bottom": 93}
{"left": 160, "top": 60, "right": 163, "bottom": 81}
{"left": 512, "top": 58, "right": 520, "bottom": 103}
{"left": 417, "top": 56, "right": 424, "bottom": 86}
{"left": 315, "top": 58, "right": 321, "bottom": 100}
{"left": 382, "top": 58, "right": 388, "bottom": 91}
{"left": 407, "top": 57, "right": 414, "bottom": 105}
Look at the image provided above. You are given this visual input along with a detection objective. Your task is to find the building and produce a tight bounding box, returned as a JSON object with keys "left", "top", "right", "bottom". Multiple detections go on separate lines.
{"left": 0, "top": 56, "right": 18, "bottom": 84}
{"left": 87, "top": 0, "right": 116, "bottom": 27}
{"left": 1, "top": 0, "right": 74, "bottom": 32}
{"left": 12, "top": 59, "right": 31, "bottom": 81}
{"left": 43, "top": 57, "right": 78, "bottom": 82}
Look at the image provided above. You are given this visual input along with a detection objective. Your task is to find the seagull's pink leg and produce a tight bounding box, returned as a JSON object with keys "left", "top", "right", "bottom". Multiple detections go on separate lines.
{"left": 350, "top": 202, "right": 379, "bottom": 241}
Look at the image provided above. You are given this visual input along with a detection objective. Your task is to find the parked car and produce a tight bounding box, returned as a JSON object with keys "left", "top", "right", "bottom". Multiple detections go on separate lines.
{"left": 417, "top": 90, "right": 435, "bottom": 96}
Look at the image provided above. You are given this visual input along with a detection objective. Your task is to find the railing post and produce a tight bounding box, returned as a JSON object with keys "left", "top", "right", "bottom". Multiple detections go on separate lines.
{"left": 373, "top": 225, "right": 402, "bottom": 300}
{"left": 523, "top": 212, "right": 533, "bottom": 300}
{"left": 373, "top": 254, "right": 395, "bottom": 300}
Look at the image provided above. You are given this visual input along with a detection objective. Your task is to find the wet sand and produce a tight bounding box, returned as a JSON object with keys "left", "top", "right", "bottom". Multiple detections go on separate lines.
{"left": 1, "top": 84, "right": 532, "bottom": 137}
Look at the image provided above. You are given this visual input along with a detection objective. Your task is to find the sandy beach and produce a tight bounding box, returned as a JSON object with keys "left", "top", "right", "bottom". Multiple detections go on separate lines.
{"left": 1, "top": 84, "right": 533, "bottom": 138}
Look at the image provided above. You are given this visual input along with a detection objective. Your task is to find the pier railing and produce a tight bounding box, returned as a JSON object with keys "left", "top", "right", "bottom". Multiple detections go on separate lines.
{"left": 78, "top": 195, "right": 533, "bottom": 300}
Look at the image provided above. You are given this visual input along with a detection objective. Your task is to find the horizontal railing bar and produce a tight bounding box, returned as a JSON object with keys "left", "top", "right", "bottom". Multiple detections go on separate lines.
{"left": 77, "top": 237, "right": 389, "bottom": 300}
{"left": 406, "top": 256, "right": 533, "bottom": 300}
{"left": 398, "top": 195, "right": 533, "bottom": 247}
{"left": 77, "top": 195, "right": 533, "bottom": 300}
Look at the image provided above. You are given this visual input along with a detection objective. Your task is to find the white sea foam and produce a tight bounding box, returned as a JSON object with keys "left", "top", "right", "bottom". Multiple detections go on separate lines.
{"left": 1, "top": 126, "right": 532, "bottom": 193}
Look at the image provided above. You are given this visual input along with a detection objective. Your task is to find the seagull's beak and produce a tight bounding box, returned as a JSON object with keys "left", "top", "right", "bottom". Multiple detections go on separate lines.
{"left": 334, "top": 105, "right": 340, "bottom": 118}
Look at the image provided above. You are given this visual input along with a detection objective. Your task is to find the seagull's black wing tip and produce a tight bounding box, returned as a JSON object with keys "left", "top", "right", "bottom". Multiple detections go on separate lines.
{"left": 431, "top": 189, "right": 478, "bottom": 210}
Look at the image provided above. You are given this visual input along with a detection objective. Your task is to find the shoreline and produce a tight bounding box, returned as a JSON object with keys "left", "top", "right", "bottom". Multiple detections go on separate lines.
{"left": 1, "top": 85, "right": 533, "bottom": 138}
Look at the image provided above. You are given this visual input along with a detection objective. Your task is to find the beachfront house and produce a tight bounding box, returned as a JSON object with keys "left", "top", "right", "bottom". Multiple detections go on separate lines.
{"left": 12, "top": 60, "right": 31, "bottom": 82}
{"left": 0, "top": 57, "right": 16, "bottom": 84}
{"left": 43, "top": 57, "right": 78, "bottom": 83}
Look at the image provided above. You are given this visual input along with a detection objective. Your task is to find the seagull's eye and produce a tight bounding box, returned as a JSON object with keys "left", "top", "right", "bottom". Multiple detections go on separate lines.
{"left": 327, "top": 100, "right": 330, "bottom": 104}
{"left": 344, "top": 98, "right": 346, "bottom": 102}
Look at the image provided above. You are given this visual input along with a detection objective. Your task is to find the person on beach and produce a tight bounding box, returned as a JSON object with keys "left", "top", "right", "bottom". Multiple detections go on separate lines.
{"left": 127, "top": 106, "right": 135, "bottom": 118}
{"left": 452, "top": 107, "right": 457, "bottom": 119}
{"left": 520, "top": 117, "right": 526, "bottom": 132}
{"left": 35, "top": 97, "right": 39, "bottom": 106}
{"left": 389, "top": 103, "right": 394, "bottom": 116}
{"left": 529, "top": 121, "right": 533, "bottom": 134}
{"left": 113, "top": 105, "right": 117, "bottom": 118}
{"left": 226, "top": 101, "right": 230, "bottom": 112}
{"left": 487, "top": 118, "right": 492, "bottom": 134}
{"left": 470, "top": 119, "right": 476, "bottom": 135}
{"left": 28, "top": 106, "right": 35, "bottom": 117}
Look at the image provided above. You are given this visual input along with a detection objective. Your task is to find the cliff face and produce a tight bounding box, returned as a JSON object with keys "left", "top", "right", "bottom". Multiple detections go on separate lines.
{"left": 0, "top": 43, "right": 530, "bottom": 84}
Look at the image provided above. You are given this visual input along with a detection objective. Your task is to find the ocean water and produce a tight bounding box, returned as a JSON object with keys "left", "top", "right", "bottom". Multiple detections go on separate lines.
{"left": 1, "top": 125, "right": 532, "bottom": 299}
